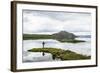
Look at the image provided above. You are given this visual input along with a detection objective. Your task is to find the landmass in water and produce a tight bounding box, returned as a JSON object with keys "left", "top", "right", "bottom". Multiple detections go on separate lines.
{"left": 28, "top": 48, "right": 90, "bottom": 60}
{"left": 23, "top": 31, "right": 85, "bottom": 43}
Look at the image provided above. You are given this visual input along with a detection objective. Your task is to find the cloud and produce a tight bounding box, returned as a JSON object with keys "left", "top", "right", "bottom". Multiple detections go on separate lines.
{"left": 23, "top": 16, "right": 63, "bottom": 33}
{"left": 23, "top": 10, "right": 91, "bottom": 34}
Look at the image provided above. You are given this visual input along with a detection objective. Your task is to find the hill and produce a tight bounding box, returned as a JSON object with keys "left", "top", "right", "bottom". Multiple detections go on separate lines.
{"left": 23, "top": 31, "right": 85, "bottom": 43}
{"left": 52, "top": 31, "right": 76, "bottom": 40}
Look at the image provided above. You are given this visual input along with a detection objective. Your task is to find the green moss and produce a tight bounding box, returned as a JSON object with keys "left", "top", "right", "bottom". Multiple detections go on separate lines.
{"left": 28, "top": 48, "right": 90, "bottom": 60}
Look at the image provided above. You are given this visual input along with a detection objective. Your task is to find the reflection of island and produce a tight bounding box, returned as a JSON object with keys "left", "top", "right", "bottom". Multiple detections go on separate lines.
{"left": 23, "top": 31, "right": 85, "bottom": 43}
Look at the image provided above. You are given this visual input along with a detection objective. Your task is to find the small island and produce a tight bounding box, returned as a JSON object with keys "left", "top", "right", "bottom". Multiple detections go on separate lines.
{"left": 28, "top": 48, "right": 90, "bottom": 60}
{"left": 23, "top": 31, "right": 85, "bottom": 43}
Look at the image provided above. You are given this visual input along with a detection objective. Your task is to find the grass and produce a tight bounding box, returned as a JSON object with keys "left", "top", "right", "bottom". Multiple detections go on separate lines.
{"left": 28, "top": 48, "right": 90, "bottom": 60}
{"left": 23, "top": 34, "right": 53, "bottom": 40}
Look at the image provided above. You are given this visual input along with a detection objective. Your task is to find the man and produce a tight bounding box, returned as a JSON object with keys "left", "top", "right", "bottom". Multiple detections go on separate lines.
{"left": 42, "top": 41, "right": 45, "bottom": 56}
{"left": 42, "top": 41, "right": 45, "bottom": 48}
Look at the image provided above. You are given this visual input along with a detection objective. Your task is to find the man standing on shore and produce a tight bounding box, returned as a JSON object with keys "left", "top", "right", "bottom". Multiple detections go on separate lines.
{"left": 42, "top": 41, "right": 45, "bottom": 56}
{"left": 42, "top": 41, "right": 45, "bottom": 48}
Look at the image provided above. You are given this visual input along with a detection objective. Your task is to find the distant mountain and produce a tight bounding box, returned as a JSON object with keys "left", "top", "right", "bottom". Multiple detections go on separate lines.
{"left": 23, "top": 31, "right": 85, "bottom": 43}
{"left": 52, "top": 31, "right": 76, "bottom": 40}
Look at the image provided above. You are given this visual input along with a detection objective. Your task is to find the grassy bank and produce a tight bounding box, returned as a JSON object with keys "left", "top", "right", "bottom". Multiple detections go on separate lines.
{"left": 28, "top": 48, "right": 90, "bottom": 60}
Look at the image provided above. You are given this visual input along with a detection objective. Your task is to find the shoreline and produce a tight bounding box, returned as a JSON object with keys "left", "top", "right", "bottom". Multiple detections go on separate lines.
{"left": 28, "top": 48, "right": 91, "bottom": 60}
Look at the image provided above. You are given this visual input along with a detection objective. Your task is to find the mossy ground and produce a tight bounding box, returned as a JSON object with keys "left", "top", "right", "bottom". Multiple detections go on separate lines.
{"left": 28, "top": 48, "right": 90, "bottom": 60}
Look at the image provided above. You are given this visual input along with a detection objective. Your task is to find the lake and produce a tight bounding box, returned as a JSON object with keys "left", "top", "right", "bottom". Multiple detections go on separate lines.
{"left": 23, "top": 36, "right": 91, "bottom": 62}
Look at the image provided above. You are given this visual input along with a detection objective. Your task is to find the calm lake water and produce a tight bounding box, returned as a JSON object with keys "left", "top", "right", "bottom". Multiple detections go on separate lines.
{"left": 23, "top": 36, "right": 91, "bottom": 62}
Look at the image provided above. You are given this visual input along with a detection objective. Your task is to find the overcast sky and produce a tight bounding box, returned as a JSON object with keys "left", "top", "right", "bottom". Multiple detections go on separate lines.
{"left": 23, "top": 10, "right": 91, "bottom": 34}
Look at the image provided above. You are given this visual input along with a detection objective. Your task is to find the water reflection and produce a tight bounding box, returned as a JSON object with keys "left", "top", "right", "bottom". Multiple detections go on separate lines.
{"left": 23, "top": 38, "right": 91, "bottom": 62}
